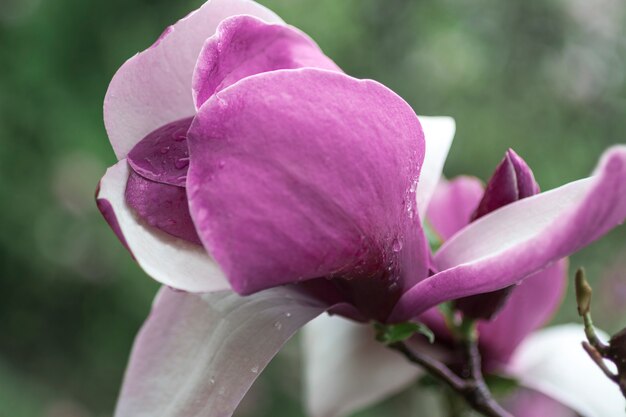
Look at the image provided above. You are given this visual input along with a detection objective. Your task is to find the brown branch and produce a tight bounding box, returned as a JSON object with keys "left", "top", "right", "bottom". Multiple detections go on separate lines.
{"left": 389, "top": 340, "right": 513, "bottom": 417}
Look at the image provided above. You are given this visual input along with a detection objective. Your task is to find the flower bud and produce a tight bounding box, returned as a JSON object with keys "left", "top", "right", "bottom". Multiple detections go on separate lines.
{"left": 455, "top": 149, "right": 539, "bottom": 320}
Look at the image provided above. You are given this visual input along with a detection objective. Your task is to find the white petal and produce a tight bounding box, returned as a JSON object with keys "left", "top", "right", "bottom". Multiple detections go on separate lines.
{"left": 416, "top": 116, "right": 455, "bottom": 220}
{"left": 507, "top": 324, "right": 626, "bottom": 417}
{"left": 115, "top": 286, "right": 325, "bottom": 417}
{"left": 97, "top": 160, "right": 230, "bottom": 292}
{"left": 104, "top": 0, "right": 283, "bottom": 159}
{"left": 303, "top": 315, "right": 421, "bottom": 417}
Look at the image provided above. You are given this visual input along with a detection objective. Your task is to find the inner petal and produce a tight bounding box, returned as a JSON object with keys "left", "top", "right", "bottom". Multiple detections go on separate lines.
{"left": 127, "top": 117, "right": 194, "bottom": 187}
{"left": 125, "top": 168, "right": 201, "bottom": 245}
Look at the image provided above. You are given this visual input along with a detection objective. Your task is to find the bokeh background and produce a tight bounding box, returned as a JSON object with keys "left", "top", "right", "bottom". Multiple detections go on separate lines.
{"left": 1, "top": 0, "right": 626, "bottom": 415}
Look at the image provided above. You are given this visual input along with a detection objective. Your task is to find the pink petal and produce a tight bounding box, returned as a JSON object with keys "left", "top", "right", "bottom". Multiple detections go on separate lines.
{"left": 478, "top": 260, "right": 567, "bottom": 368}
{"left": 96, "top": 160, "right": 229, "bottom": 292}
{"left": 302, "top": 315, "right": 421, "bottom": 417}
{"left": 187, "top": 68, "right": 428, "bottom": 320}
{"left": 426, "top": 176, "right": 484, "bottom": 241}
{"left": 127, "top": 117, "right": 193, "bottom": 187}
{"left": 125, "top": 169, "right": 201, "bottom": 245}
{"left": 504, "top": 388, "right": 577, "bottom": 417}
{"left": 391, "top": 146, "right": 626, "bottom": 321}
{"left": 416, "top": 116, "right": 456, "bottom": 221}
{"left": 193, "top": 15, "right": 340, "bottom": 109}
{"left": 104, "top": 0, "right": 283, "bottom": 159}
{"left": 115, "top": 286, "right": 325, "bottom": 417}
{"left": 506, "top": 324, "right": 626, "bottom": 417}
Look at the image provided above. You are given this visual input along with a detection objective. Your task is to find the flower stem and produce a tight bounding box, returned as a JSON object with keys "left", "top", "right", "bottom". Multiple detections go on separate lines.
{"left": 389, "top": 335, "right": 513, "bottom": 417}
{"left": 575, "top": 268, "right": 626, "bottom": 399}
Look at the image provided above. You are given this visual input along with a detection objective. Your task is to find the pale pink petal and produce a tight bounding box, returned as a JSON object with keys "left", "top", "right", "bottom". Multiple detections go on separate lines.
{"left": 504, "top": 388, "right": 577, "bottom": 417}
{"left": 392, "top": 146, "right": 626, "bottom": 321}
{"left": 507, "top": 324, "right": 626, "bottom": 417}
{"left": 416, "top": 116, "right": 456, "bottom": 221}
{"left": 104, "top": 0, "right": 283, "bottom": 159}
{"left": 479, "top": 260, "right": 568, "bottom": 368}
{"left": 303, "top": 315, "right": 421, "bottom": 417}
{"left": 96, "top": 160, "right": 229, "bottom": 292}
{"left": 115, "top": 286, "right": 325, "bottom": 417}
{"left": 426, "top": 176, "right": 484, "bottom": 241}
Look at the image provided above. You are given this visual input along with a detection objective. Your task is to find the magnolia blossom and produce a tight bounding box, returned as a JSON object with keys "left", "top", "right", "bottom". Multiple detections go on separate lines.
{"left": 96, "top": 0, "right": 626, "bottom": 416}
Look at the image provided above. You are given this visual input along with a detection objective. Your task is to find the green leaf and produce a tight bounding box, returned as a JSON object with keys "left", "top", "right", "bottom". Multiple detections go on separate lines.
{"left": 374, "top": 321, "right": 435, "bottom": 344}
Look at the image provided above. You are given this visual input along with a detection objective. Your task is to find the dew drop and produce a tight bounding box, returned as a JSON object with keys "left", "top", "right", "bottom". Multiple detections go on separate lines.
{"left": 218, "top": 160, "right": 226, "bottom": 169}
{"left": 392, "top": 238, "right": 403, "bottom": 252}
{"left": 273, "top": 321, "right": 283, "bottom": 330}
{"left": 285, "top": 312, "right": 292, "bottom": 318}
{"left": 251, "top": 365, "right": 259, "bottom": 374}
{"left": 174, "top": 157, "right": 189, "bottom": 170}
{"left": 159, "top": 146, "right": 170, "bottom": 154}
{"left": 209, "top": 377, "right": 215, "bottom": 385}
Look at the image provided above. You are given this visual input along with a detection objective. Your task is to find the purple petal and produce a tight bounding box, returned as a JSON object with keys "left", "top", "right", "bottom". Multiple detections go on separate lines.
{"left": 504, "top": 389, "right": 577, "bottom": 417}
{"left": 97, "top": 160, "right": 229, "bottom": 293}
{"left": 115, "top": 286, "right": 326, "bottom": 417}
{"left": 391, "top": 146, "right": 626, "bottom": 321}
{"left": 506, "top": 324, "right": 626, "bottom": 416}
{"left": 426, "top": 176, "right": 484, "bottom": 241}
{"left": 193, "top": 15, "right": 341, "bottom": 109}
{"left": 127, "top": 117, "right": 193, "bottom": 187}
{"left": 125, "top": 169, "right": 201, "bottom": 245}
{"left": 415, "top": 116, "right": 456, "bottom": 221}
{"left": 96, "top": 190, "right": 131, "bottom": 254}
{"left": 478, "top": 260, "right": 567, "bottom": 368}
{"left": 104, "top": 0, "right": 283, "bottom": 159}
{"left": 472, "top": 149, "right": 539, "bottom": 220}
{"left": 187, "top": 69, "right": 428, "bottom": 321}
{"left": 303, "top": 315, "right": 421, "bottom": 417}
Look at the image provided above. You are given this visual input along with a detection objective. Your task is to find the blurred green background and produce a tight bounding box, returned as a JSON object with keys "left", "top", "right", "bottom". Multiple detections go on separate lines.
{"left": 1, "top": 0, "right": 626, "bottom": 415}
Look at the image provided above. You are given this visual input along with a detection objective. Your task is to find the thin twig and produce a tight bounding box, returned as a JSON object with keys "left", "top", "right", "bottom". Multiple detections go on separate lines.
{"left": 389, "top": 341, "right": 514, "bottom": 417}
{"left": 581, "top": 342, "right": 618, "bottom": 382}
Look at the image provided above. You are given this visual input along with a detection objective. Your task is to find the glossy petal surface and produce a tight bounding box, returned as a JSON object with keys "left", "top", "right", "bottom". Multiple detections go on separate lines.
{"left": 193, "top": 15, "right": 340, "bottom": 109}
{"left": 104, "top": 0, "right": 282, "bottom": 159}
{"left": 115, "top": 286, "right": 325, "bottom": 417}
{"left": 125, "top": 170, "right": 201, "bottom": 244}
{"left": 507, "top": 324, "right": 626, "bottom": 417}
{"left": 392, "top": 146, "right": 626, "bottom": 321}
{"left": 303, "top": 315, "right": 420, "bottom": 417}
{"left": 127, "top": 117, "right": 193, "bottom": 187}
{"left": 187, "top": 69, "right": 428, "bottom": 301}
{"left": 97, "top": 160, "right": 229, "bottom": 292}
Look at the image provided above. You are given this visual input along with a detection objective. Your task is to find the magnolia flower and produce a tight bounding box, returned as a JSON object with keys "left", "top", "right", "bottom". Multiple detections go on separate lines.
{"left": 95, "top": 0, "right": 626, "bottom": 415}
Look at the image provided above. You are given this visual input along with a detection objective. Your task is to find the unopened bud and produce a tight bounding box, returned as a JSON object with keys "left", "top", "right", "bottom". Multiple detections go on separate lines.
{"left": 456, "top": 149, "right": 539, "bottom": 320}
{"left": 575, "top": 268, "right": 593, "bottom": 316}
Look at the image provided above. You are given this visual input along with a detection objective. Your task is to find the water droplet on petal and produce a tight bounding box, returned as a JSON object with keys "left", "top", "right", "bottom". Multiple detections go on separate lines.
{"left": 209, "top": 377, "right": 215, "bottom": 384}
{"left": 392, "top": 238, "right": 403, "bottom": 252}
{"left": 273, "top": 321, "right": 283, "bottom": 330}
{"left": 174, "top": 157, "right": 189, "bottom": 170}
{"left": 285, "top": 312, "right": 292, "bottom": 318}
{"left": 159, "top": 146, "right": 170, "bottom": 154}
{"left": 218, "top": 160, "right": 226, "bottom": 169}
{"left": 251, "top": 365, "right": 259, "bottom": 374}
